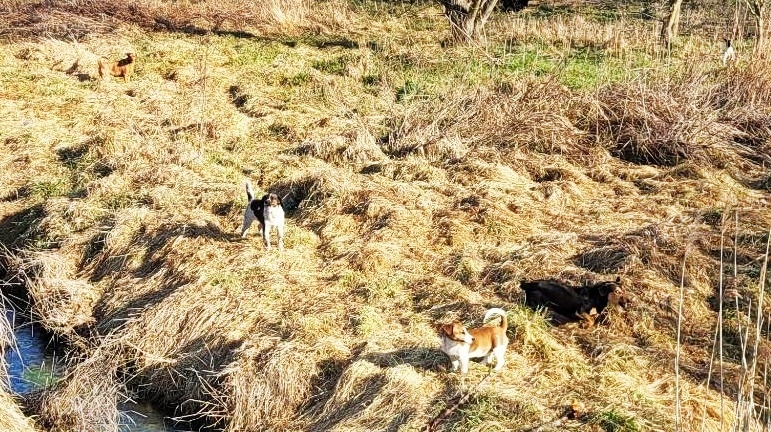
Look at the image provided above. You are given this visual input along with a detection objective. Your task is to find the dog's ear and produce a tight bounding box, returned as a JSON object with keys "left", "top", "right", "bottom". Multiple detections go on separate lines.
{"left": 435, "top": 323, "right": 445, "bottom": 335}
{"left": 436, "top": 323, "right": 453, "bottom": 336}
{"left": 615, "top": 276, "right": 621, "bottom": 284}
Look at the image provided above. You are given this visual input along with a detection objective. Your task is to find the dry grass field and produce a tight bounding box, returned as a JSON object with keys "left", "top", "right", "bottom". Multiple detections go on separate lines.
{"left": 1, "top": 0, "right": 770, "bottom": 431}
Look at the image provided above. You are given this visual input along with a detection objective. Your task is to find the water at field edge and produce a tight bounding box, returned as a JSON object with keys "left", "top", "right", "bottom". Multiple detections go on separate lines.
{"left": 3, "top": 307, "right": 190, "bottom": 432}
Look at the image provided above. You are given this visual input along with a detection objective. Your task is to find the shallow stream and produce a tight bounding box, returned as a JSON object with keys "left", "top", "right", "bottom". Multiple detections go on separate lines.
{"left": 4, "top": 307, "right": 189, "bottom": 432}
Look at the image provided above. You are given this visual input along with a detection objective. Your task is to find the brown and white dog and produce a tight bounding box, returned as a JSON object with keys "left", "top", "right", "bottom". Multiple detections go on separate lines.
{"left": 241, "top": 180, "right": 285, "bottom": 251}
{"left": 437, "top": 308, "right": 509, "bottom": 374}
{"left": 98, "top": 53, "right": 135, "bottom": 82}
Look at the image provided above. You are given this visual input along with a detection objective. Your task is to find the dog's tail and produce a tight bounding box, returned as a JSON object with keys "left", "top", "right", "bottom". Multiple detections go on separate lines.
{"left": 483, "top": 308, "right": 508, "bottom": 330}
{"left": 245, "top": 180, "right": 254, "bottom": 202}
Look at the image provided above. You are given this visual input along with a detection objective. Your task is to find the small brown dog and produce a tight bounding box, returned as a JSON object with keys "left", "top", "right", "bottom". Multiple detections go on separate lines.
{"left": 437, "top": 308, "right": 509, "bottom": 374}
{"left": 98, "top": 53, "right": 135, "bottom": 82}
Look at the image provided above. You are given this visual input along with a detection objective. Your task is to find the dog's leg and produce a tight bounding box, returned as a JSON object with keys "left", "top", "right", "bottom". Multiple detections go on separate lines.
{"left": 492, "top": 346, "right": 506, "bottom": 371}
{"left": 577, "top": 312, "right": 595, "bottom": 328}
{"left": 263, "top": 222, "right": 272, "bottom": 251}
{"left": 451, "top": 358, "right": 460, "bottom": 372}
{"left": 240, "top": 210, "right": 255, "bottom": 238}
{"left": 277, "top": 222, "right": 284, "bottom": 251}
{"left": 459, "top": 356, "right": 470, "bottom": 374}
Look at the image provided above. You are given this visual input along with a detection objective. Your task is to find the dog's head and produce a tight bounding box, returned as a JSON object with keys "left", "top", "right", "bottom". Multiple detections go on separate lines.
{"left": 579, "top": 277, "right": 624, "bottom": 307}
{"left": 125, "top": 53, "right": 135, "bottom": 62}
{"left": 265, "top": 193, "right": 282, "bottom": 208}
{"left": 600, "top": 277, "right": 632, "bottom": 310}
{"left": 437, "top": 321, "right": 473, "bottom": 344}
{"left": 596, "top": 280, "right": 619, "bottom": 297}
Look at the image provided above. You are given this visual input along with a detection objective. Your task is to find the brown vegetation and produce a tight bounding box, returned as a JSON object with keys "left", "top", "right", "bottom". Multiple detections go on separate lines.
{"left": 0, "top": 0, "right": 770, "bottom": 431}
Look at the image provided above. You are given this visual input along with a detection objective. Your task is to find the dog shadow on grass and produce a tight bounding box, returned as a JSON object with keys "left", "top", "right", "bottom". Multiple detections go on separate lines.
{"left": 176, "top": 220, "right": 233, "bottom": 242}
{"left": 363, "top": 346, "right": 446, "bottom": 372}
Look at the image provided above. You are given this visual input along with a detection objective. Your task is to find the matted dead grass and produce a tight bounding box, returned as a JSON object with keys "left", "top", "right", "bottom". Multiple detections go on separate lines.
{"left": 0, "top": 387, "right": 38, "bottom": 432}
{"left": 0, "top": 2, "right": 770, "bottom": 431}
{"left": 27, "top": 350, "right": 121, "bottom": 432}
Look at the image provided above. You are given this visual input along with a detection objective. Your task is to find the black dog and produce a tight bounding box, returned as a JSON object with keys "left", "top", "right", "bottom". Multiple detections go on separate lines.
{"left": 520, "top": 277, "right": 628, "bottom": 326}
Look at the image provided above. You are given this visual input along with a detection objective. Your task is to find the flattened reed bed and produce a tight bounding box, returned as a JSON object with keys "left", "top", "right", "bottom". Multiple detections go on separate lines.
{"left": 27, "top": 351, "right": 121, "bottom": 432}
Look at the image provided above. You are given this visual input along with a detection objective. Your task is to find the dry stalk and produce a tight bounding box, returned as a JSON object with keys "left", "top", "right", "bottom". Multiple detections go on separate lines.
{"left": 423, "top": 370, "right": 492, "bottom": 432}
{"left": 675, "top": 238, "right": 689, "bottom": 431}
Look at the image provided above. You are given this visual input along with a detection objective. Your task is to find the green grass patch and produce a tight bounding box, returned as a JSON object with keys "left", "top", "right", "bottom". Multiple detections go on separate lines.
{"left": 561, "top": 55, "right": 616, "bottom": 90}
{"left": 503, "top": 47, "right": 554, "bottom": 76}
{"left": 312, "top": 55, "right": 350, "bottom": 75}
{"left": 450, "top": 394, "right": 506, "bottom": 432}
{"left": 396, "top": 79, "right": 423, "bottom": 102}
{"left": 279, "top": 71, "right": 311, "bottom": 86}
{"left": 354, "top": 305, "right": 381, "bottom": 336}
{"left": 362, "top": 73, "right": 380, "bottom": 86}
{"left": 29, "top": 178, "right": 71, "bottom": 200}
{"left": 205, "top": 150, "right": 238, "bottom": 168}
{"left": 283, "top": 226, "right": 317, "bottom": 249}
{"left": 337, "top": 270, "right": 366, "bottom": 290}
{"left": 33, "top": 75, "right": 72, "bottom": 96}
{"left": 224, "top": 40, "right": 284, "bottom": 67}
{"left": 590, "top": 409, "right": 640, "bottom": 432}
{"left": 362, "top": 275, "right": 404, "bottom": 301}
{"left": 500, "top": 43, "right": 649, "bottom": 90}
{"left": 22, "top": 364, "right": 60, "bottom": 389}
{"left": 449, "top": 253, "right": 484, "bottom": 285}
{"left": 101, "top": 192, "right": 141, "bottom": 210}
{"left": 207, "top": 270, "right": 245, "bottom": 293}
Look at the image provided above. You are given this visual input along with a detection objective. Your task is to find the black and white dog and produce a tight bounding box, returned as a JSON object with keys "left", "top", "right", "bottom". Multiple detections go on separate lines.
{"left": 241, "top": 181, "right": 285, "bottom": 251}
{"left": 722, "top": 39, "right": 736, "bottom": 66}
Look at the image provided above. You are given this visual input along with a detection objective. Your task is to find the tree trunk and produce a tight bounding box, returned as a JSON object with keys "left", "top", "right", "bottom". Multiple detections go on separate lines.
{"left": 745, "top": 0, "right": 768, "bottom": 53}
{"left": 661, "top": 0, "right": 684, "bottom": 46}
{"left": 439, "top": 0, "right": 499, "bottom": 42}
